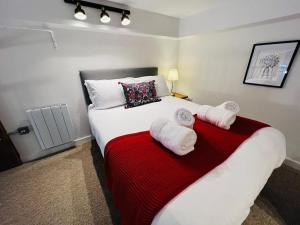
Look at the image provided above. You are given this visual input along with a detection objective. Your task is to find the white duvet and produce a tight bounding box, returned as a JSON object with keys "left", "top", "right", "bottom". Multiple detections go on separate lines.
{"left": 88, "top": 96, "right": 286, "bottom": 225}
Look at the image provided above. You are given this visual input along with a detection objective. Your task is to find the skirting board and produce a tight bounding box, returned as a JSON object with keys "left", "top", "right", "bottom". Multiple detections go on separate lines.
{"left": 284, "top": 157, "right": 300, "bottom": 171}
{"left": 74, "top": 135, "right": 93, "bottom": 146}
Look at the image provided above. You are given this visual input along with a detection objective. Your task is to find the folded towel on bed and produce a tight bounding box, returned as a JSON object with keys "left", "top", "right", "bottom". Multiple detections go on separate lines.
{"left": 150, "top": 118, "right": 169, "bottom": 141}
{"left": 196, "top": 105, "right": 213, "bottom": 121}
{"left": 216, "top": 101, "right": 240, "bottom": 114}
{"left": 150, "top": 119, "right": 197, "bottom": 156}
{"left": 197, "top": 106, "right": 236, "bottom": 130}
{"left": 174, "top": 108, "right": 195, "bottom": 128}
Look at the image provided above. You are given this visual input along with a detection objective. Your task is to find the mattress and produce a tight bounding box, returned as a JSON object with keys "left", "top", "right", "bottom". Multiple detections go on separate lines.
{"left": 88, "top": 96, "right": 286, "bottom": 225}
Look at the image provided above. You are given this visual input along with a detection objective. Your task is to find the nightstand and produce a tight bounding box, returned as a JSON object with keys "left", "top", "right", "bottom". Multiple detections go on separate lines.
{"left": 172, "top": 92, "right": 188, "bottom": 99}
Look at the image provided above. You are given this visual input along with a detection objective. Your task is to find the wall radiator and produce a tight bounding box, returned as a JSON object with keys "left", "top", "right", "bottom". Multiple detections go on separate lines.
{"left": 26, "top": 104, "right": 74, "bottom": 150}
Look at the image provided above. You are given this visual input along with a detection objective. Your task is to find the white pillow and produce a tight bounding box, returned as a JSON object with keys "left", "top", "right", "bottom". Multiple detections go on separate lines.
{"left": 135, "top": 75, "right": 170, "bottom": 97}
{"left": 85, "top": 77, "right": 133, "bottom": 109}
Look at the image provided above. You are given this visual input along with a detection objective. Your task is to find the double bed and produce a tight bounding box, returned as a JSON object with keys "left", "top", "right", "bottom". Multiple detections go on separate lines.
{"left": 80, "top": 67, "right": 286, "bottom": 225}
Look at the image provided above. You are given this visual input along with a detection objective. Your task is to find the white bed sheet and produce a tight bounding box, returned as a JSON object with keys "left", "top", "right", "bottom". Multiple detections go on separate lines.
{"left": 88, "top": 96, "right": 286, "bottom": 225}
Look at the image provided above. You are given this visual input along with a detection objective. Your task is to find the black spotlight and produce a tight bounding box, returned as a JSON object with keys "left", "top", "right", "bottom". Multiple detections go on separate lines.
{"left": 100, "top": 7, "right": 111, "bottom": 23}
{"left": 74, "top": 2, "right": 87, "bottom": 20}
{"left": 121, "top": 11, "right": 131, "bottom": 26}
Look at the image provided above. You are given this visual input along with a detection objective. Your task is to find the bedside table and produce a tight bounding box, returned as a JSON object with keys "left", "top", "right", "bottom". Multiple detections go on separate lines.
{"left": 172, "top": 92, "right": 188, "bottom": 99}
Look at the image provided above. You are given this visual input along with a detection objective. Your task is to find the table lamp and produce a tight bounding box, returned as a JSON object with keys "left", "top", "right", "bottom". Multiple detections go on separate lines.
{"left": 168, "top": 68, "right": 179, "bottom": 95}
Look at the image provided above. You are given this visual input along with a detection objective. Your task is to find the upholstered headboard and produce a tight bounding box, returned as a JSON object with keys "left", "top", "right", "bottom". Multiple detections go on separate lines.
{"left": 79, "top": 67, "right": 158, "bottom": 105}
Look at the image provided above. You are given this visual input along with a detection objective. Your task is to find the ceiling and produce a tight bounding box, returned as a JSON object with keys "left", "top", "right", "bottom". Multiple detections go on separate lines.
{"left": 108, "top": 0, "right": 227, "bottom": 18}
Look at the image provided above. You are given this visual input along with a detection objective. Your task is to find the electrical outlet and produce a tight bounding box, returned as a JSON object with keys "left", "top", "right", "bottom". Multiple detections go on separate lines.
{"left": 17, "top": 126, "right": 30, "bottom": 135}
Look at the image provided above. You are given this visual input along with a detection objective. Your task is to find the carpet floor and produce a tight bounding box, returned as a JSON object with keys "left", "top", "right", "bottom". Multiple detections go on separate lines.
{"left": 0, "top": 142, "right": 293, "bottom": 225}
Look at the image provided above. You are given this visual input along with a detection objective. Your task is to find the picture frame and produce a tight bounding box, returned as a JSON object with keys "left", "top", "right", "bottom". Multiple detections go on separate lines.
{"left": 243, "top": 40, "right": 299, "bottom": 88}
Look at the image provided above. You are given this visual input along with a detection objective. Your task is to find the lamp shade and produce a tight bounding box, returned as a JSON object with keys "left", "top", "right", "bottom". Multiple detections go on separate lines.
{"left": 168, "top": 69, "right": 179, "bottom": 81}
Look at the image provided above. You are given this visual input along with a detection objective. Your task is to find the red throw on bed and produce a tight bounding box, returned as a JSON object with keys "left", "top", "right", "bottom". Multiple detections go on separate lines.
{"left": 104, "top": 116, "right": 269, "bottom": 225}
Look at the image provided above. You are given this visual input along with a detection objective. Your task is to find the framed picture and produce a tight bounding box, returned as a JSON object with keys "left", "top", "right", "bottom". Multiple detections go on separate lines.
{"left": 243, "top": 40, "right": 299, "bottom": 88}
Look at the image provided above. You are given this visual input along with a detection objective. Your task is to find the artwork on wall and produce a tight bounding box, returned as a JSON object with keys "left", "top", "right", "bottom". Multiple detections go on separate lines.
{"left": 243, "top": 40, "right": 299, "bottom": 88}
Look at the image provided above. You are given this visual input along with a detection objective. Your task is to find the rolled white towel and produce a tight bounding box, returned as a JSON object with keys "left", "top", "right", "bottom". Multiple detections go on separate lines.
{"left": 206, "top": 108, "right": 236, "bottom": 130}
{"left": 197, "top": 106, "right": 236, "bottom": 130}
{"left": 150, "top": 118, "right": 169, "bottom": 141}
{"left": 196, "top": 105, "right": 213, "bottom": 121}
{"left": 150, "top": 119, "right": 197, "bottom": 156}
{"left": 174, "top": 108, "right": 195, "bottom": 128}
{"left": 216, "top": 101, "right": 240, "bottom": 114}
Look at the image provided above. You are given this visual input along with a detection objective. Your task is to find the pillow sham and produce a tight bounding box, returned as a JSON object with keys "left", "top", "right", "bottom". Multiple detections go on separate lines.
{"left": 120, "top": 80, "right": 161, "bottom": 108}
{"left": 135, "top": 75, "right": 170, "bottom": 97}
{"left": 85, "top": 77, "right": 133, "bottom": 109}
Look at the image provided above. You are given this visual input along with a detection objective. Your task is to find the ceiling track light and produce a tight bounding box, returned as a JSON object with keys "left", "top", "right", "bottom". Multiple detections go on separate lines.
{"left": 100, "top": 7, "right": 111, "bottom": 24}
{"left": 65, "top": 0, "right": 131, "bottom": 25}
{"left": 74, "top": 1, "right": 87, "bottom": 21}
{"left": 121, "top": 11, "right": 131, "bottom": 26}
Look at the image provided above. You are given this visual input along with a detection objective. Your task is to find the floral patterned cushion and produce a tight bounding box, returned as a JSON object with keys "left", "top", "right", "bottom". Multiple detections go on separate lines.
{"left": 120, "top": 80, "right": 161, "bottom": 108}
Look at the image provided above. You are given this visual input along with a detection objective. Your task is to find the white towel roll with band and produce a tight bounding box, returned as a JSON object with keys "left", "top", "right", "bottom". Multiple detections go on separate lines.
{"left": 206, "top": 108, "right": 236, "bottom": 130}
{"left": 197, "top": 105, "right": 237, "bottom": 130}
{"left": 196, "top": 105, "right": 213, "bottom": 121}
{"left": 150, "top": 118, "right": 169, "bottom": 141}
{"left": 217, "top": 101, "right": 240, "bottom": 114}
{"left": 150, "top": 119, "right": 197, "bottom": 156}
{"left": 174, "top": 108, "right": 195, "bottom": 128}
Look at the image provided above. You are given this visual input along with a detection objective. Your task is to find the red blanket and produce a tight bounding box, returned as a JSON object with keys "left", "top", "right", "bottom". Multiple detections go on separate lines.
{"left": 105, "top": 116, "right": 269, "bottom": 225}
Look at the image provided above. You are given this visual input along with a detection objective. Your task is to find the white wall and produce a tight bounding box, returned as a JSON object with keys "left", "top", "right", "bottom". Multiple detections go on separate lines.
{"left": 180, "top": 0, "right": 300, "bottom": 36}
{"left": 177, "top": 18, "right": 300, "bottom": 161}
{"left": 0, "top": 0, "right": 179, "bottom": 161}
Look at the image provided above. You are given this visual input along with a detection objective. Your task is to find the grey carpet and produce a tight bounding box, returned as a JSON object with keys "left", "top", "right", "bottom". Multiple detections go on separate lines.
{"left": 262, "top": 164, "right": 300, "bottom": 225}
{"left": 0, "top": 142, "right": 293, "bottom": 225}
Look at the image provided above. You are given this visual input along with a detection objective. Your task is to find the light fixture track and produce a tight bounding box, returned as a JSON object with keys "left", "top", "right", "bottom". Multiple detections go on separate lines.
{"left": 64, "top": 0, "right": 130, "bottom": 16}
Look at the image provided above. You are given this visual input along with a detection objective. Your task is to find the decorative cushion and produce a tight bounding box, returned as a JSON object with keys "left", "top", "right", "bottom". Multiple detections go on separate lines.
{"left": 120, "top": 80, "right": 161, "bottom": 108}
{"left": 134, "top": 75, "right": 170, "bottom": 97}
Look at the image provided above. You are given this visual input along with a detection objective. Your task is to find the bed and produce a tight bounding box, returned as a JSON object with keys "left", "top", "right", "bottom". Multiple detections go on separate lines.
{"left": 80, "top": 67, "right": 286, "bottom": 225}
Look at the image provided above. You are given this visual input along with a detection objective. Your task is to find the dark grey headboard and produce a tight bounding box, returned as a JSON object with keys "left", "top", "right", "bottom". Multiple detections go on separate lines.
{"left": 80, "top": 67, "right": 158, "bottom": 105}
